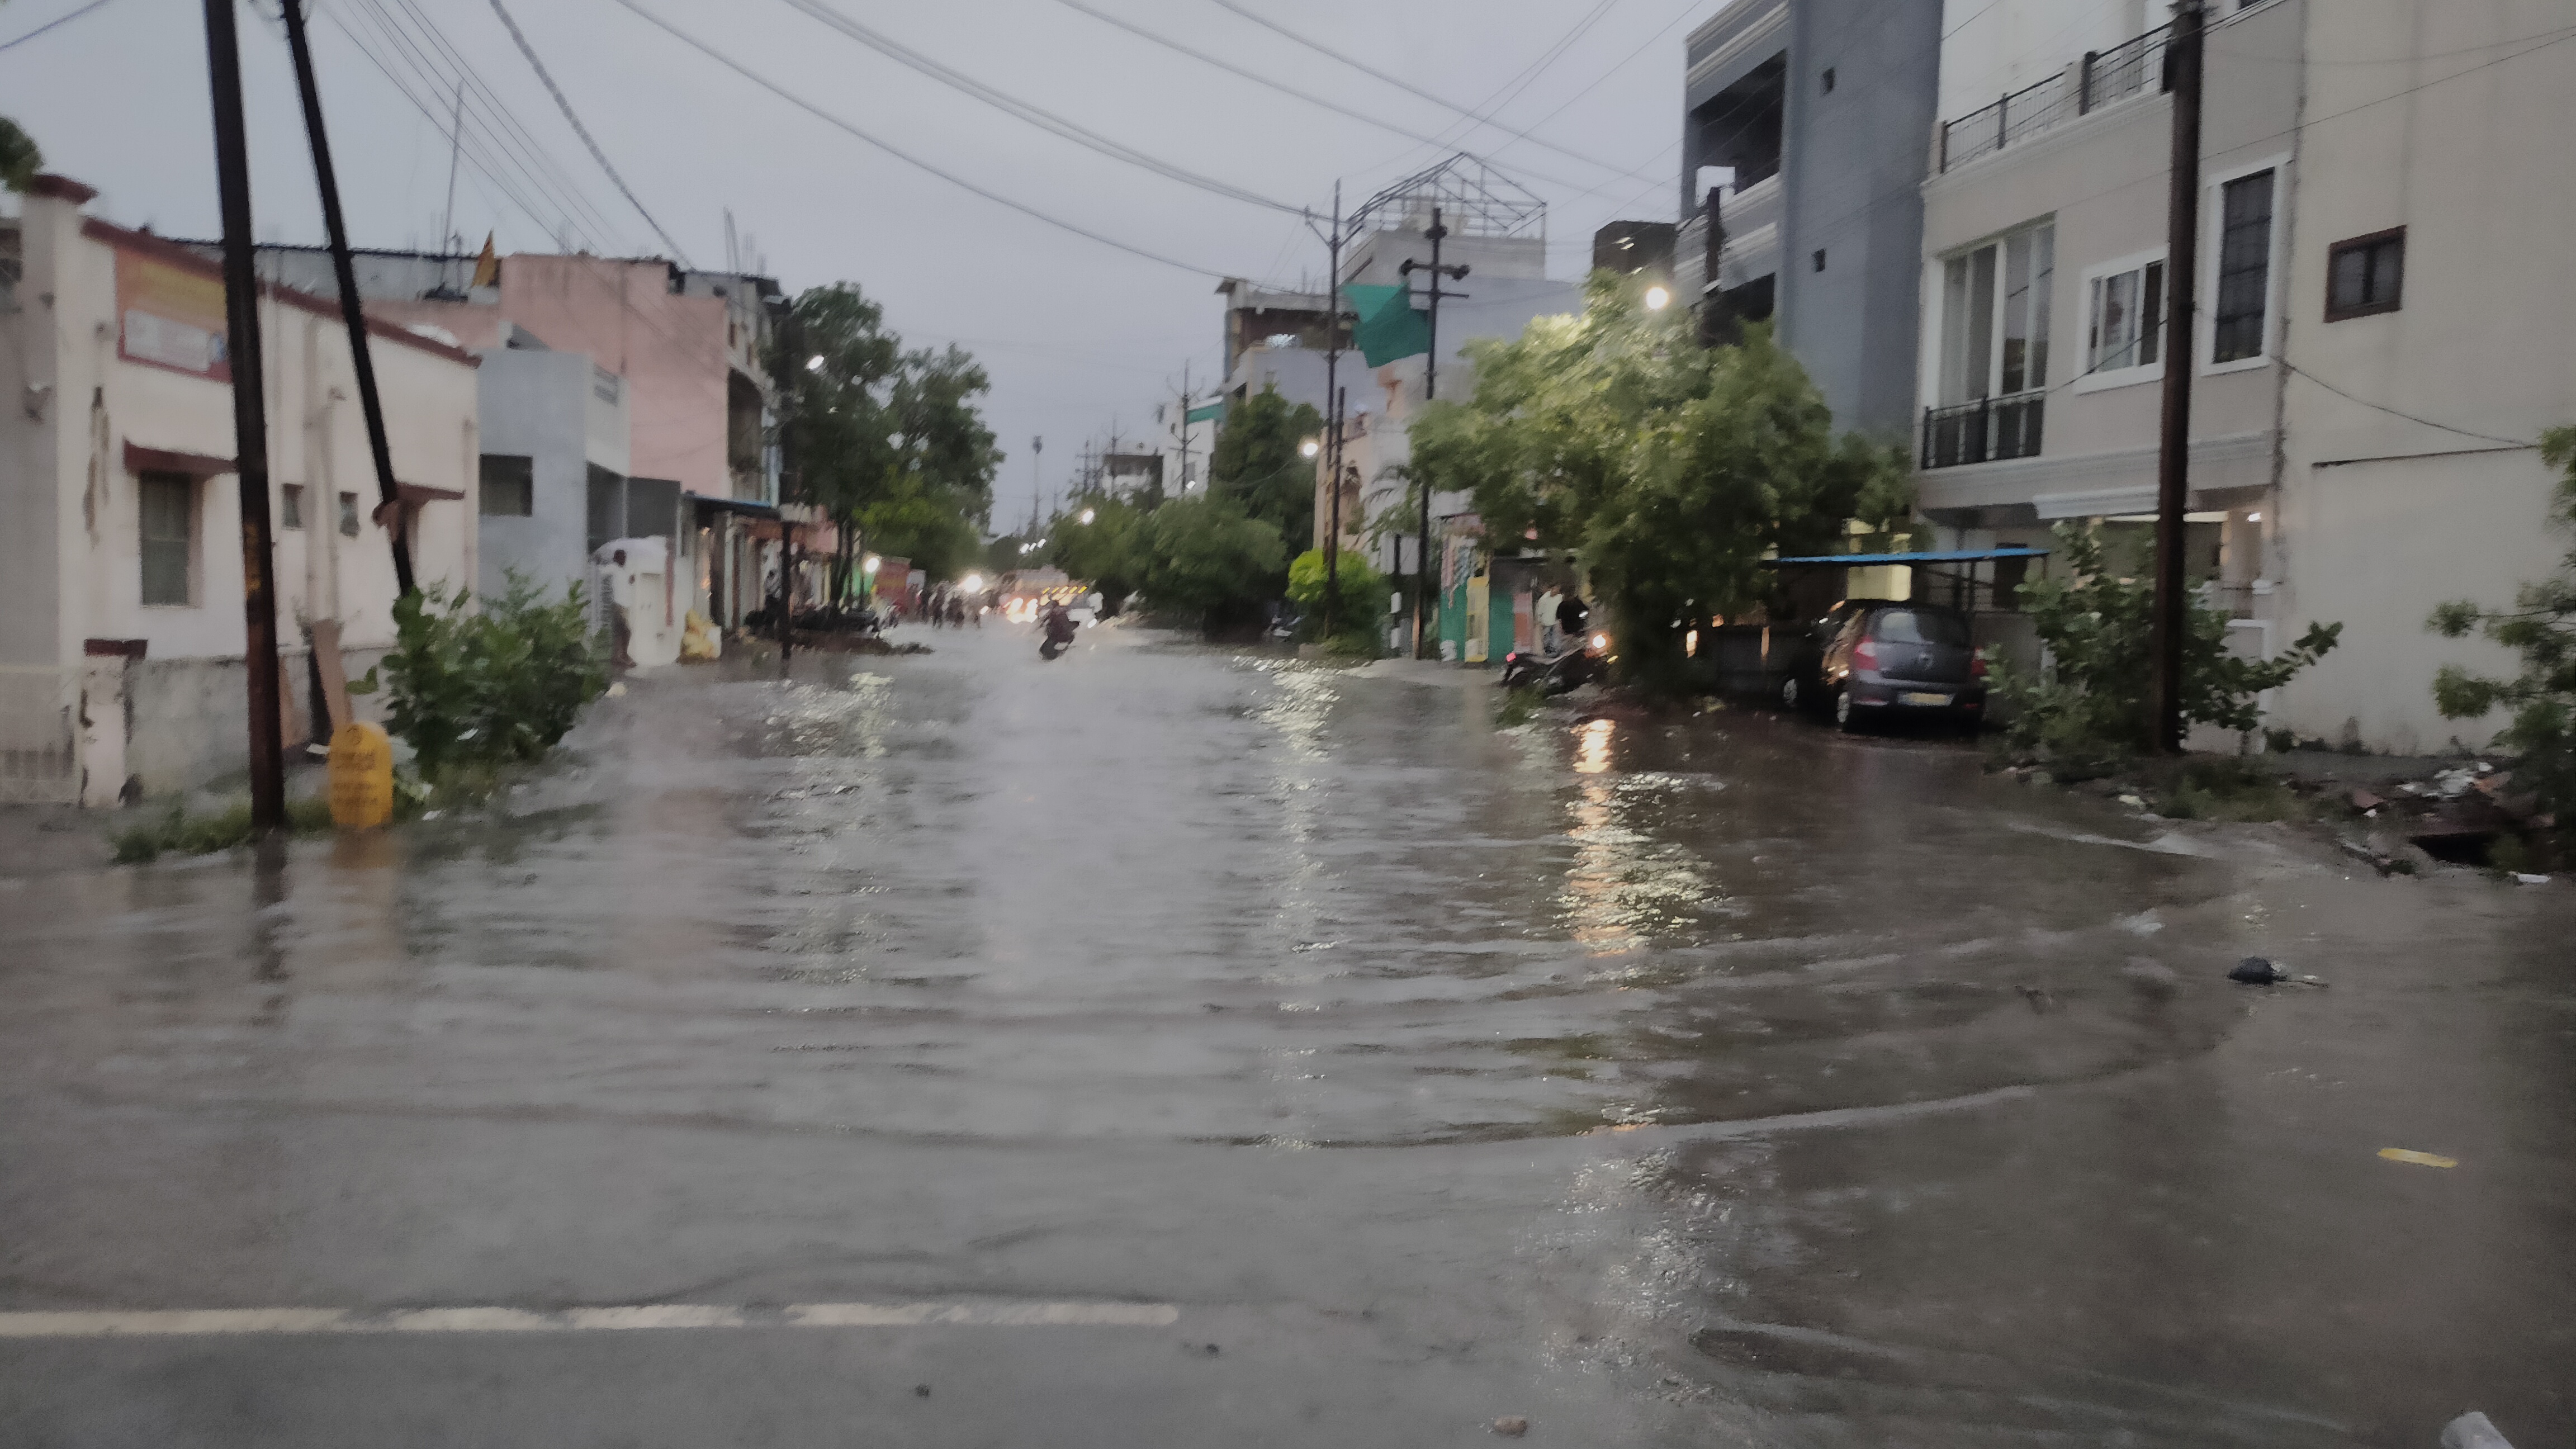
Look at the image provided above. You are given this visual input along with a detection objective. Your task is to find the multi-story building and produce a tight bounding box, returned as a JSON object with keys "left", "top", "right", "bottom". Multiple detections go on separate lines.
{"left": 1914, "top": 0, "right": 2572, "bottom": 751}
{"left": 1, "top": 177, "right": 481, "bottom": 803}
{"left": 1677, "top": 0, "right": 1944, "bottom": 441}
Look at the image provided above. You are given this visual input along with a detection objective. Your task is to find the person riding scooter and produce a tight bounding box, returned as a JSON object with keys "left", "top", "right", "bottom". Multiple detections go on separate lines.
{"left": 1039, "top": 599, "right": 1079, "bottom": 660}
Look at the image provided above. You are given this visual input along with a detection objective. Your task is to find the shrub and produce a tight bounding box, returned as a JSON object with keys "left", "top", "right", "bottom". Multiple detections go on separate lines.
{"left": 1996, "top": 522, "right": 2340, "bottom": 768}
{"left": 2430, "top": 425, "right": 2576, "bottom": 823}
{"left": 1287, "top": 547, "right": 1387, "bottom": 655}
{"left": 351, "top": 573, "right": 609, "bottom": 778}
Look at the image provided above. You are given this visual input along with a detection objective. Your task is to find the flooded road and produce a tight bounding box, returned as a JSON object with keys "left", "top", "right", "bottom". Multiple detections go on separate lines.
{"left": 2, "top": 621, "right": 2569, "bottom": 1447}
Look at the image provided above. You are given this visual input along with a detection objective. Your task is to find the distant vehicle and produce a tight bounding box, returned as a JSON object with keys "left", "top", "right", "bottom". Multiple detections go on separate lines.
{"left": 1800, "top": 601, "right": 1986, "bottom": 732}
{"left": 1499, "top": 630, "right": 1610, "bottom": 695}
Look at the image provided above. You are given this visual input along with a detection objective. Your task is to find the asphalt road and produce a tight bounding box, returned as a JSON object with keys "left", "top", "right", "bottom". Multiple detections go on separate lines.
{"left": 1, "top": 620, "right": 2568, "bottom": 1447}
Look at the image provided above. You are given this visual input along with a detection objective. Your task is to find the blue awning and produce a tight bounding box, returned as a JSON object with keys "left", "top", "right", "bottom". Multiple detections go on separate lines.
{"left": 1764, "top": 547, "right": 2051, "bottom": 566}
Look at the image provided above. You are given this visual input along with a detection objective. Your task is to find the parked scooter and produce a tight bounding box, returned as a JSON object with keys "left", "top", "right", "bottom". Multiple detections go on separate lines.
{"left": 1499, "top": 630, "right": 1610, "bottom": 695}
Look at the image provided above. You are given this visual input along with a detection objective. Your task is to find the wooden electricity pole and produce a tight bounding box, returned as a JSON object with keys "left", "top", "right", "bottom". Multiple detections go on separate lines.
{"left": 203, "top": 0, "right": 286, "bottom": 830}
{"left": 2149, "top": 0, "right": 2208, "bottom": 753}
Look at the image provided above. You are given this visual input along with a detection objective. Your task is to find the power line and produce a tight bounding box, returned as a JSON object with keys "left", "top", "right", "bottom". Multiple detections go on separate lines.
{"left": 773, "top": 0, "right": 1305, "bottom": 216}
{"left": 607, "top": 0, "right": 1232, "bottom": 278}
{"left": 1202, "top": 0, "right": 1658, "bottom": 182}
{"left": 1401, "top": 0, "right": 1623, "bottom": 165}
{"left": 1044, "top": 0, "right": 1597, "bottom": 193}
{"left": 0, "top": 0, "right": 115, "bottom": 51}
{"left": 1481, "top": 0, "right": 1706, "bottom": 171}
{"left": 486, "top": 0, "right": 692, "bottom": 263}
{"left": 2283, "top": 362, "right": 2534, "bottom": 448}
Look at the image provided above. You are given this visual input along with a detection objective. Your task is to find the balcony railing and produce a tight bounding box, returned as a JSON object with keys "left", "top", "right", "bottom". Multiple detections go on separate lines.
{"left": 2080, "top": 21, "right": 2172, "bottom": 114}
{"left": 1934, "top": 20, "right": 2174, "bottom": 173}
{"left": 1920, "top": 392, "right": 2045, "bottom": 470}
{"left": 1939, "top": 72, "right": 2070, "bottom": 171}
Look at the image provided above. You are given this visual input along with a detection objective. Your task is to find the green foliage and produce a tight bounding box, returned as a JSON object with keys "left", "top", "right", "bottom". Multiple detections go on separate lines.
{"left": 1406, "top": 277, "right": 1912, "bottom": 685}
{"left": 2152, "top": 757, "right": 2310, "bottom": 822}
{"left": 1209, "top": 383, "right": 1324, "bottom": 546}
{"left": 350, "top": 574, "right": 608, "bottom": 776}
{"left": 1997, "top": 523, "right": 2341, "bottom": 764}
{"left": 773, "top": 286, "right": 1000, "bottom": 586}
{"left": 0, "top": 116, "right": 40, "bottom": 194}
{"left": 2430, "top": 425, "right": 2576, "bottom": 817}
{"left": 1049, "top": 493, "right": 1147, "bottom": 613}
{"left": 1132, "top": 494, "right": 1285, "bottom": 630}
{"left": 1494, "top": 685, "right": 1545, "bottom": 729}
{"left": 1286, "top": 547, "right": 1386, "bottom": 617}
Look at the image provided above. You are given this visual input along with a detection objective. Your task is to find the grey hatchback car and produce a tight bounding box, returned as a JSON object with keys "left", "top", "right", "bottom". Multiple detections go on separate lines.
{"left": 1818, "top": 602, "right": 1986, "bottom": 732}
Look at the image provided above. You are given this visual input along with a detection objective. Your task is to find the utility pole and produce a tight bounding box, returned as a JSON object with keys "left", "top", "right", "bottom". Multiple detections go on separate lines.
{"left": 280, "top": 0, "right": 415, "bottom": 599}
{"left": 1306, "top": 182, "right": 1352, "bottom": 637}
{"left": 438, "top": 80, "right": 465, "bottom": 295}
{"left": 1695, "top": 185, "right": 1740, "bottom": 348}
{"left": 1400, "top": 207, "right": 1469, "bottom": 660}
{"left": 1172, "top": 358, "right": 1193, "bottom": 507}
{"left": 2149, "top": 0, "right": 2207, "bottom": 754}
{"left": 203, "top": 0, "right": 286, "bottom": 830}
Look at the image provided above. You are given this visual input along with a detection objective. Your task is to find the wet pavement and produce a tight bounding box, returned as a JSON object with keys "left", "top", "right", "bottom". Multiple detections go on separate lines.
{"left": 2, "top": 621, "right": 2569, "bottom": 1447}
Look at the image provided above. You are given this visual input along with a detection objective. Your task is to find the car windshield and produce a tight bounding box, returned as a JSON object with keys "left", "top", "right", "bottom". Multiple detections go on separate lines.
{"left": 1871, "top": 609, "right": 1971, "bottom": 646}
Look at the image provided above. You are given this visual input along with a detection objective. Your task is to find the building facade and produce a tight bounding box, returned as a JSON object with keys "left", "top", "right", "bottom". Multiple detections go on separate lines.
{"left": 1, "top": 177, "right": 480, "bottom": 804}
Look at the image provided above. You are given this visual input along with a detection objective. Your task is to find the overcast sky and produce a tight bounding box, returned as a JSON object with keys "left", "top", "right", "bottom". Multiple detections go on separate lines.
{"left": 1, "top": 0, "right": 1712, "bottom": 527}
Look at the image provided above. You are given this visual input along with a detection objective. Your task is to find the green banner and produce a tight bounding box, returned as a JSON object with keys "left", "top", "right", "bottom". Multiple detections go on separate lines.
{"left": 1343, "top": 282, "right": 1431, "bottom": 367}
{"left": 1184, "top": 400, "right": 1225, "bottom": 424}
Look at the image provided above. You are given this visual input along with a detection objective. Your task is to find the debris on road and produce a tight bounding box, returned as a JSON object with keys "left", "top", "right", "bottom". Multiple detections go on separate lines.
{"left": 2228, "top": 957, "right": 2328, "bottom": 988}
{"left": 2380, "top": 1148, "right": 2459, "bottom": 1169}
{"left": 2441, "top": 1410, "right": 2516, "bottom": 1448}
{"left": 1490, "top": 1416, "right": 1530, "bottom": 1437}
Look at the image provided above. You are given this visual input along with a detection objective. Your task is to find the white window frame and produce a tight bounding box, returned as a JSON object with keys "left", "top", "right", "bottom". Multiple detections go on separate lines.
{"left": 1926, "top": 216, "right": 2056, "bottom": 409}
{"left": 2200, "top": 152, "right": 2291, "bottom": 376}
{"left": 2075, "top": 246, "right": 2168, "bottom": 393}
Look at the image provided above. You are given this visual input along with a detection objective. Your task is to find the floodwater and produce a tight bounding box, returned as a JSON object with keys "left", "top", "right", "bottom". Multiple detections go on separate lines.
{"left": 1, "top": 622, "right": 2568, "bottom": 1447}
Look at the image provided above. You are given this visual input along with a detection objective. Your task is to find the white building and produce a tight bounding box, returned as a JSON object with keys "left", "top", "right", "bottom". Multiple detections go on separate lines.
{"left": 1910, "top": 0, "right": 2574, "bottom": 751}
{"left": 0, "top": 175, "right": 480, "bottom": 804}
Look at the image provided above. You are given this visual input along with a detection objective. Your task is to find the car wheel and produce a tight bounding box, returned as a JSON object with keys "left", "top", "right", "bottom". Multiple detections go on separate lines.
{"left": 1780, "top": 676, "right": 1801, "bottom": 712}
{"left": 1834, "top": 688, "right": 1858, "bottom": 732}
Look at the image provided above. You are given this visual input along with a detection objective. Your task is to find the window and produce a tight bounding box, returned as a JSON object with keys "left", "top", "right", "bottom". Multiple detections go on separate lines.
{"left": 1939, "top": 221, "right": 2054, "bottom": 402}
{"left": 480, "top": 453, "right": 536, "bottom": 517}
{"left": 2086, "top": 256, "right": 2165, "bottom": 376}
{"left": 281, "top": 484, "right": 304, "bottom": 531}
{"left": 139, "top": 472, "right": 194, "bottom": 606}
{"left": 338, "top": 491, "right": 362, "bottom": 538}
{"left": 1820, "top": 67, "right": 1836, "bottom": 93}
{"left": 2326, "top": 227, "right": 2404, "bottom": 320}
{"left": 2210, "top": 168, "right": 2275, "bottom": 363}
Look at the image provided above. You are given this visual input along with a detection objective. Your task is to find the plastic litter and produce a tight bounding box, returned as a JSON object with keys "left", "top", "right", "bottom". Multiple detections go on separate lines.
{"left": 2513, "top": 873, "right": 2549, "bottom": 886}
{"left": 2441, "top": 1410, "right": 2515, "bottom": 1448}
{"left": 2229, "top": 956, "right": 2327, "bottom": 987}
{"left": 1490, "top": 1418, "right": 1531, "bottom": 1437}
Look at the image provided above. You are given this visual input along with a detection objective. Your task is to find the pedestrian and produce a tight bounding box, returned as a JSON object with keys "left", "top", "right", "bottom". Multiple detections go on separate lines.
{"left": 1556, "top": 588, "right": 1590, "bottom": 648}
{"left": 607, "top": 547, "right": 636, "bottom": 669}
{"left": 1536, "top": 581, "right": 1564, "bottom": 655}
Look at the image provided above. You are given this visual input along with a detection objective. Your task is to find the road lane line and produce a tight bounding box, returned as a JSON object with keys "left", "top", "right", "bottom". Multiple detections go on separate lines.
{"left": 0, "top": 1300, "right": 1180, "bottom": 1339}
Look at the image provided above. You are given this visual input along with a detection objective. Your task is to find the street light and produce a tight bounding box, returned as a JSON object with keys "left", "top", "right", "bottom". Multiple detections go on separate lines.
{"left": 1079, "top": 508, "right": 1096, "bottom": 524}
{"left": 806, "top": 354, "right": 825, "bottom": 372}
{"left": 961, "top": 572, "right": 984, "bottom": 593}
{"left": 861, "top": 555, "right": 881, "bottom": 574}
{"left": 1299, "top": 437, "right": 1320, "bottom": 459}
{"left": 1644, "top": 284, "right": 1672, "bottom": 311}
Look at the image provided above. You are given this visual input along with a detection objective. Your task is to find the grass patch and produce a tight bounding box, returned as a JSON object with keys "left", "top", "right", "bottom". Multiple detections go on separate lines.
{"left": 1494, "top": 685, "right": 1546, "bottom": 729}
{"left": 111, "top": 795, "right": 336, "bottom": 864}
{"left": 2151, "top": 757, "right": 2312, "bottom": 823}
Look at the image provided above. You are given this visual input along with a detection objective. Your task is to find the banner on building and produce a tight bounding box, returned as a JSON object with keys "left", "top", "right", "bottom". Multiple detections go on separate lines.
{"left": 115, "top": 249, "right": 230, "bottom": 381}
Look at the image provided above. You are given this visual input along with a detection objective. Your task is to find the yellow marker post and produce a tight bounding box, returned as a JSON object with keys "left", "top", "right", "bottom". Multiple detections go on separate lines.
{"left": 326, "top": 722, "right": 394, "bottom": 830}
{"left": 2378, "top": 1148, "right": 2458, "bottom": 1169}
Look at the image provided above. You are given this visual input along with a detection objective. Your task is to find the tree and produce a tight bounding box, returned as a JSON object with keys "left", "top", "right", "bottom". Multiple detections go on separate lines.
{"left": 0, "top": 117, "right": 40, "bottom": 194}
{"left": 1288, "top": 547, "right": 1386, "bottom": 653}
{"left": 1133, "top": 495, "right": 1284, "bottom": 634}
{"left": 1209, "top": 383, "right": 1324, "bottom": 548}
{"left": 1049, "top": 493, "right": 1146, "bottom": 614}
{"left": 2431, "top": 425, "right": 2576, "bottom": 820}
{"left": 1998, "top": 523, "right": 2340, "bottom": 766}
{"left": 1407, "top": 275, "right": 1912, "bottom": 682}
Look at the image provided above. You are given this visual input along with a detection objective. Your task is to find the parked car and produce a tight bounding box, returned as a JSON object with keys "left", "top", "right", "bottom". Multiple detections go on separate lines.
{"left": 1810, "top": 601, "right": 1986, "bottom": 733}
{"left": 1773, "top": 599, "right": 1884, "bottom": 715}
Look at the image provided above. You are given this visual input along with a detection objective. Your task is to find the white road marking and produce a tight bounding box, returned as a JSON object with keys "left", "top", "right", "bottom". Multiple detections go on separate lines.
{"left": 0, "top": 1300, "right": 1180, "bottom": 1339}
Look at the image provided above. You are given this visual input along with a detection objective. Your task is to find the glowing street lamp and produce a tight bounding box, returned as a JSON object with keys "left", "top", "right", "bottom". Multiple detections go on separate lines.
{"left": 861, "top": 555, "right": 882, "bottom": 574}
{"left": 806, "top": 354, "right": 826, "bottom": 372}
{"left": 1644, "top": 284, "right": 1672, "bottom": 311}
{"left": 960, "top": 573, "right": 984, "bottom": 593}
{"left": 1298, "top": 437, "right": 1321, "bottom": 459}
{"left": 1079, "top": 508, "right": 1096, "bottom": 524}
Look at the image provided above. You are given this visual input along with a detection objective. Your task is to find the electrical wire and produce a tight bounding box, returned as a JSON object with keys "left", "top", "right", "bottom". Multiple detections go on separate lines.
{"left": 1202, "top": 0, "right": 1656, "bottom": 182}
{"left": 0, "top": 0, "right": 114, "bottom": 51}
{"left": 772, "top": 0, "right": 1305, "bottom": 216}
{"left": 606, "top": 0, "right": 1231, "bottom": 278}
{"left": 2282, "top": 363, "right": 2534, "bottom": 448}
{"left": 486, "top": 0, "right": 691, "bottom": 263}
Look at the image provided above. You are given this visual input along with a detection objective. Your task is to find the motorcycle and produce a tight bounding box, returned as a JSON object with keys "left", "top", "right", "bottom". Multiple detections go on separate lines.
{"left": 1499, "top": 630, "right": 1610, "bottom": 696}
{"left": 1039, "top": 608, "right": 1079, "bottom": 660}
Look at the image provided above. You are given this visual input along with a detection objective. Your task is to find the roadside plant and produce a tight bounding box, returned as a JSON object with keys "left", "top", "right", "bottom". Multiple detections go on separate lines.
{"left": 351, "top": 573, "right": 609, "bottom": 778}
{"left": 2430, "top": 425, "right": 2576, "bottom": 821}
{"left": 1286, "top": 546, "right": 1387, "bottom": 654}
{"left": 1130, "top": 494, "right": 1286, "bottom": 636}
{"left": 1996, "top": 523, "right": 2341, "bottom": 769}
{"left": 1049, "top": 493, "right": 1146, "bottom": 614}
